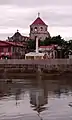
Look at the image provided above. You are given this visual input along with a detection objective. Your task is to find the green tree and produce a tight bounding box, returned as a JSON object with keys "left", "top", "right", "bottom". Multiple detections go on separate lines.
{"left": 68, "top": 40, "right": 72, "bottom": 50}
{"left": 44, "top": 37, "right": 51, "bottom": 45}
{"left": 27, "top": 39, "right": 36, "bottom": 50}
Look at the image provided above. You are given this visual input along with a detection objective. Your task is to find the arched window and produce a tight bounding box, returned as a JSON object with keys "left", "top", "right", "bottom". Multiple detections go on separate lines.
{"left": 31, "top": 27, "right": 33, "bottom": 31}
{"left": 45, "top": 27, "right": 47, "bottom": 31}
{"left": 40, "top": 27, "right": 43, "bottom": 31}
{"left": 34, "top": 27, "right": 37, "bottom": 31}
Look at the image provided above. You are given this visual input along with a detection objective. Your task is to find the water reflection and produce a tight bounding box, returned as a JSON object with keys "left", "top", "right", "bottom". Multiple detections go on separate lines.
{"left": 30, "top": 88, "right": 48, "bottom": 114}
{"left": 15, "top": 88, "right": 21, "bottom": 106}
{"left": 0, "top": 77, "right": 72, "bottom": 119}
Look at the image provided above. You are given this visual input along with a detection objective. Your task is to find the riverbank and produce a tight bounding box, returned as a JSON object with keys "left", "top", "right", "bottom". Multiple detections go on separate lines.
{"left": 0, "top": 59, "right": 72, "bottom": 79}
{"left": 0, "top": 71, "right": 72, "bottom": 80}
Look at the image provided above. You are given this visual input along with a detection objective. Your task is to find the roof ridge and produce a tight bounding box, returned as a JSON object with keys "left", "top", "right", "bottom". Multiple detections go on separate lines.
{"left": 30, "top": 17, "right": 47, "bottom": 26}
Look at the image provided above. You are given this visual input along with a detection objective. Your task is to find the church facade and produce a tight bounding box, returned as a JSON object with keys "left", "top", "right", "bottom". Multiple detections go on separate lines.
{"left": 8, "top": 14, "right": 50, "bottom": 42}
{"left": 6, "top": 14, "right": 51, "bottom": 58}
{"left": 29, "top": 14, "right": 50, "bottom": 41}
{"left": 7, "top": 30, "right": 29, "bottom": 43}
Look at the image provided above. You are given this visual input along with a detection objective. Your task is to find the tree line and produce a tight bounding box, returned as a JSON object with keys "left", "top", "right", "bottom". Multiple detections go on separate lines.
{"left": 26, "top": 35, "right": 72, "bottom": 58}
{"left": 27, "top": 35, "right": 72, "bottom": 51}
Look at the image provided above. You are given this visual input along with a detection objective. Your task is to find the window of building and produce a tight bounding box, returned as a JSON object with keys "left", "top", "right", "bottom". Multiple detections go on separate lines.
{"left": 8, "top": 47, "right": 11, "bottom": 52}
{"left": 31, "top": 27, "right": 33, "bottom": 31}
{"left": 40, "top": 27, "right": 43, "bottom": 31}
{"left": 0, "top": 48, "right": 3, "bottom": 52}
{"left": 45, "top": 27, "right": 47, "bottom": 31}
{"left": 34, "top": 27, "right": 37, "bottom": 31}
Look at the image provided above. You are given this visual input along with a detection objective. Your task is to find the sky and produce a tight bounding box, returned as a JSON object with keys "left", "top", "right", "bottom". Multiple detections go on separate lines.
{"left": 0, "top": 0, "right": 72, "bottom": 40}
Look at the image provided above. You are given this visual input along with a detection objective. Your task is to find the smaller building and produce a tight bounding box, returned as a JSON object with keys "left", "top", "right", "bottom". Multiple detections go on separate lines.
{"left": 39, "top": 45, "right": 57, "bottom": 59}
{"left": 25, "top": 52, "right": 45, "bottom": 60}
{"left": 7, "top": 30, "right": 30, "bottom": 56}
{"left": 7, "top": 30, "right": 29, "bottom": 43}
{"left": 0, "top": 40, "right": 24, "bottom": 59}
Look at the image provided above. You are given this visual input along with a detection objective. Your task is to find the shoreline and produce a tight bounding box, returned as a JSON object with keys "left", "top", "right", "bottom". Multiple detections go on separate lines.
{"left": 0, "top": 71, "right": 72, "bottom": 80}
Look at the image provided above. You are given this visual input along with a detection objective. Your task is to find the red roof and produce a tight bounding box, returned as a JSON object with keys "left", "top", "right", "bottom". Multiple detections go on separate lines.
{"left": 39, "top": 45, "right": 58, "bottom": 49}
{"left": 0, "top": 40, "right": 24, "bottom": 47}
{"left": 40, "top": 46, "right": 54, "bottom": 49}
{"left": 31, "top": 17, "right": 47, "bottom": 26}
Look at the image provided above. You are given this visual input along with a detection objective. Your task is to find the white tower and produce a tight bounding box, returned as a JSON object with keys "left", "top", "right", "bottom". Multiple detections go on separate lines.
{"left": 36, "top": 37, "right": 39, "bottom": 53}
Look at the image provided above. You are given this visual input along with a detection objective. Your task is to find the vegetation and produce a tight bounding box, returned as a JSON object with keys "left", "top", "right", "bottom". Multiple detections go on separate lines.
{"left": 39, "top": 35, "right": 66, "bottom": 46}
{"left": 27, "top": 35, "right": 72, "bottom": 57}
{"left": 27, "top": 39, "right": 36, "bottom": 51}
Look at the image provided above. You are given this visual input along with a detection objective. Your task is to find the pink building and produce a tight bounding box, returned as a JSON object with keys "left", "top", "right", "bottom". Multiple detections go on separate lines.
{"left": 0, "top": 40, "right": 24, "bottom": 59}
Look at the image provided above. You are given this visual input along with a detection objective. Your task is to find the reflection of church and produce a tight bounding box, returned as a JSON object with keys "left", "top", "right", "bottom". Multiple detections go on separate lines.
{"left": 30, "top": 81, "right": 48, "bottom": 114}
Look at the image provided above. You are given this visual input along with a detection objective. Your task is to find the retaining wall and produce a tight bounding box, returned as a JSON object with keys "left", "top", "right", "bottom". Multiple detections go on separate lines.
{"left": 0, "top": 59, "right": 72, "bottom": 74}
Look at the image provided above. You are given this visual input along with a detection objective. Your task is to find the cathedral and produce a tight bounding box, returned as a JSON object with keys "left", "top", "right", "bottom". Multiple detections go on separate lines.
{"left": 6, "top": 14, "right": 50, "bottom": 58}
{"left": 29, "top": 13, "right": 50, "bottom": 41}
{"left": 8, "top": 13, "right": 50, "bottom": 42}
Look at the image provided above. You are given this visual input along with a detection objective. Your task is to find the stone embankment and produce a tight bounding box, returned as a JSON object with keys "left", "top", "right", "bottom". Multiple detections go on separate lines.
{"left": 0, "top": 59, "right": 72, "bottom": 76}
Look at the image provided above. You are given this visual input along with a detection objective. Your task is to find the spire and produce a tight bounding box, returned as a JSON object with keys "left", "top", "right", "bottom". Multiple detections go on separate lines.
{"left": 38, "top": 12, "right": 40, "bottom": 18}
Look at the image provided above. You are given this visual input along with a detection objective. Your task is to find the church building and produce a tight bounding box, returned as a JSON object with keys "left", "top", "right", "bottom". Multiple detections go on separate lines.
{"left": 29, "top": 13, "right": 50, "bottom": 41}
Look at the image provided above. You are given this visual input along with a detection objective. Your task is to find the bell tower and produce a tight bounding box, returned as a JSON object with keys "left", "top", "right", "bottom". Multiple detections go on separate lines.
{"left": 29, "top": 13, "right": 50, "bottom": 41}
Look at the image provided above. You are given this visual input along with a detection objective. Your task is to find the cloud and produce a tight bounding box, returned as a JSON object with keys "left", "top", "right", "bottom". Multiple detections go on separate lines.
{"left": 0, "top": 0, "right": 72, "bottom": 7}
{"left": 49, "top": 27, "right": 72, "bottom": 38}
{"left": 0, "top": 0, "right": 72, "bottom": 39}
{"left": 0, "top": 5, "right": 72, "bottom": 27}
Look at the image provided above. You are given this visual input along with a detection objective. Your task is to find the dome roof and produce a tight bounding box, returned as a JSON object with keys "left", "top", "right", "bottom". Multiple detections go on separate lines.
{"left": 14, "top": 31, "right": 22, "bottom": 37}
{"left": 30, "top": 17, "right": 47, "bottom": 26}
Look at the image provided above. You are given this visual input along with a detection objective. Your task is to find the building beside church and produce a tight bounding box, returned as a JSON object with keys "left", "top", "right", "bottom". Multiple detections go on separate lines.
{"left": 7, "top": 30, "right": 30, "bottom": 58}
{"left": 29, "top": 13, "right": 50, "bottom": 41}
{"left": 0, "top": 40, "right": 24, "bottom": 59}
{"left": 7, "top": 30, "right": 29, "bottom": 43}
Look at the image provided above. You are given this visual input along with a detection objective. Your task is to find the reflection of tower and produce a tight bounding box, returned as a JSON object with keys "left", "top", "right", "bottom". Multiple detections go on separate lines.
{"left": 30, "top": 88, "right": 48, "bottom": 114}
{"left": 54, "top": 83, "right": 62, "bottom": 98}
{"left": 15, "top": 88, "right": 21, "bottom": 106}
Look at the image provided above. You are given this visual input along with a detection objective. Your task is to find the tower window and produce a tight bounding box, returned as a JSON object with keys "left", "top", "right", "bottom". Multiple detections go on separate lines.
{"left": 40, "top": 27, "right": 43, "bottom": 31}
{"left": 34, "top": 27, "right": 37, "bottom": 31}
{"left": 31, "top": 27, "right": 33, "bottom": 31}
{"left": 45, "top": 27, "right": 47, "bottom": 31}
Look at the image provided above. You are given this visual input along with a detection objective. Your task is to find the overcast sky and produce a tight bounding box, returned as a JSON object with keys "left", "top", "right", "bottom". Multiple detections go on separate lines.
{"left": 0, "top": 0, "right": 72, "bottom": 40}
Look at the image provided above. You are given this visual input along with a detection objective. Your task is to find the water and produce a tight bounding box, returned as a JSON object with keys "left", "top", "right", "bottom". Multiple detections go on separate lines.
{"left": 0, "top": 75, "right": 72, "bottom": 120}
